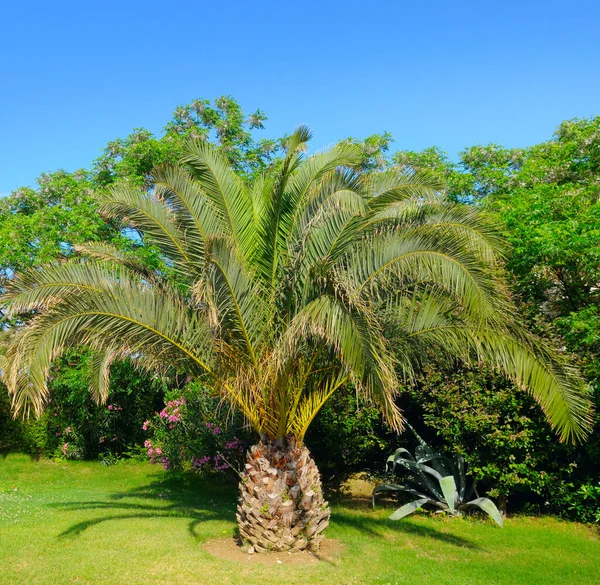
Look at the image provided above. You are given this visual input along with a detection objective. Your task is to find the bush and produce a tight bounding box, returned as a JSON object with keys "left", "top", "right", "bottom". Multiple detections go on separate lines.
{"left": 0, "top": 353, "right": 167, "bottom": 459}
{"left": 401, "top": 364, "right": 600, "bottom": 521}
{"left": 306, "top": 385, "right": 397, "bottom": 481}
{"left": 142, "top": 381, "right": 252, "bottom": 480}
{"left": 0, "top": 385, "right": 27, "bottom": 455}
{"left": 552, "top": 482, "right": 600, "bottom": 524}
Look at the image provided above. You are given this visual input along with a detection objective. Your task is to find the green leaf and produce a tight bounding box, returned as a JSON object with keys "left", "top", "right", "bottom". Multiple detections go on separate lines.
{"left": 462, "top": 497, "right": 504, "bottom": 527}
{"left": 372, "top": 483, "right": 428, "bottom": 508}
{"left": 389, "top": 498, "right": 441, "bottom": 521}
{"left": 440, "top": 475, "right": 457, "bottom": 513}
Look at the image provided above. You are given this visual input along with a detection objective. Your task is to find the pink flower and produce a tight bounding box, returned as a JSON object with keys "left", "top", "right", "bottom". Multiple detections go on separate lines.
{"left": 142, "top": 420, "right": 150, "bottom": 431}
{"left": 213, "top": 454, "right": 229, "bottom": 471}
{"left": 191, "top": 455, "right": 211, "bottom": 469}
{"left": 225, "top": 438, "right": 244, "bottom": 451}
{"left": 61, "top": 443, "right": 69, "bottom": 456}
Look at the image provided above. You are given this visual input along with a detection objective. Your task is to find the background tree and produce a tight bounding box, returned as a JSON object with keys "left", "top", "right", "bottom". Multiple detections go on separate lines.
{"left": 93, "top": 96, "right": 281, "bottom": 189}
{"left": 391, "top": 116, "right": 600, "bottom": 517}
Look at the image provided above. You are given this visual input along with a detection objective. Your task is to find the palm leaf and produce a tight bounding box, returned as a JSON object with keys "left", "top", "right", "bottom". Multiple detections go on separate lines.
{"left": 0, "top": 127, "right": 591, "bottom": 447}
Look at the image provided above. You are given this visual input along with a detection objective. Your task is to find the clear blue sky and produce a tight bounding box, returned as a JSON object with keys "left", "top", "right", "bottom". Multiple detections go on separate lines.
{"left": 1, "top": 0, "right": 598, "bottom": 195}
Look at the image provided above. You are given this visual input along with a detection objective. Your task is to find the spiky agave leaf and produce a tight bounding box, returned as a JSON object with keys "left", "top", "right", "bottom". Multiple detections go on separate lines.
{"left": 374, "top": 438, "right": 503, "bottom": 526}
{"left": 371, "top": 483, "right": 429, "bottom": 506}
{"left": 389, "top": 498, "right": 447, "bottom": 521}
{"left": 461, "top": 497, "right": 504, "bottom": 527}
{"left": 439, "top": 475, "right": 457, "bottom": 513}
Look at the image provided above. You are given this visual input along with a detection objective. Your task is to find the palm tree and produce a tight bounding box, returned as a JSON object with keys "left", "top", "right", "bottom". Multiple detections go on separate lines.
{"left": 1, "top": 128, "right": 592, "bottom": 552}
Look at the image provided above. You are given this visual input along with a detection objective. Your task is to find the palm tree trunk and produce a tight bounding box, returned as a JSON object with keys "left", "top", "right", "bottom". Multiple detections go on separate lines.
{"left": 236, "top": 437, "right": 330, "bottom": 552}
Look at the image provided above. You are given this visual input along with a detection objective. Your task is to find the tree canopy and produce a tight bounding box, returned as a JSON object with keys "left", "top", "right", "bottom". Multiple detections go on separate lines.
{"left": 1, "top": 128, "right": 592, "bottom": 444}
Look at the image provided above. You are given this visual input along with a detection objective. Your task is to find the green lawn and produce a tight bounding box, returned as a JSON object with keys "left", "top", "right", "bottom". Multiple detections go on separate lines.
{"left": 1, "top": 454, "right": 598, "bottom": 585}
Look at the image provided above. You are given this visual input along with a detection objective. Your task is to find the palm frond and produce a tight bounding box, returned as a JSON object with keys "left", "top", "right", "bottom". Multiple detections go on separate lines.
{"left": 254, "top": 142, "right": 361, "bottom": 289}
{"left": 282, "top": 293, "right": 403, "bottom": 431}
{"left": 364, "top": 167, "right": 444, "bottom": 211}
{"left": 478, "top": 331, "right": 593, "bottom": 443}
{"left": 200, "top": 238, "right": 268, "bottom": 366}
{"left": 181, "top": 140, "right": 255, "bottom": 262}
{"left": 152, "top": 164, "right": 226, "bottom": 260}
{"left": 385, "top": 288, "right": 593, "bottom": 443}
{"left": 73, "top": 242, "right": 159, "bottom": 280}
{"left": 99, "top": 184, "right": 195, "bottom": 274}
{"left": 365, "top": 200, "right": 508, "bottom": 265}
{"left": 88, "top": 346, "right": 125, "bottom": 404}
{"left": 347, "top": 231, "right": 509, "bottom": 322}
{"left": 5, "top": 267, "right": 214, "bottom": 416}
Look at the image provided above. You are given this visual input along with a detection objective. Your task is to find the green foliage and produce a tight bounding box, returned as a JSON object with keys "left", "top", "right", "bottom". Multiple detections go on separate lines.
{"left": 0, "top": 353, "right": 166, "bottom": 460}
{"left": 392, "top": 146, "right": 476, "bottom": 203}
{"left": 373, "top": 426, "right": 503, "bottom": 527}
{"left": 93, "top": 96, "right": 281, "bottom": 188}
{"left": 0, "top": 170, "right": 118, "bottom": 276}
{"left": 0, "top": 385, "right": 25, "bottom": 454}
{"left": 0, "top": 96, "right": 280, "bottom": 460}
{"left": 491, "top": 184, "right": 600, "bottom": 315}
{"left": 394, "top": 119, "right": 600, "bottom": 316}
{"left": 2, "top": 128, "right": 591, "bottom": 447}
{"left": 142, "top": 382, "right": 251, "bottom": 478}
{"left": 306, "top": 385, "right": 396, "bottom": 478}
{"left": 399, "top": 365, "right": 600, "bottom": 522}
{"left": 552, "top": 481, "right": 600, "bottom": 524}
{"left": 404, "top": 366, "right": 560, "bottom": 502}
{"left": 341, "top": 132, "right": 394, "bottom": 172}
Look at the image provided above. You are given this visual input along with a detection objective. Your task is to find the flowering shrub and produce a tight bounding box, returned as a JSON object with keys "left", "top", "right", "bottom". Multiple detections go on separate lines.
{"left": 0, "top": 352, "right": 166, "bottom": 459}
{"left": 142, "top": 382, "right": 251, "bottom": 478}
{"left": 56, "top": 426, "right": 84, "bottom": 460}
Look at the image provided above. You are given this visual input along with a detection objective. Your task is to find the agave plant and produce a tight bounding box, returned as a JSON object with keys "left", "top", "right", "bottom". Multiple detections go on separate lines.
{"left": 0, "top": 127, "right": 591, "bottom": 553}
{"left": 373, "top": 426, "right": 503, "bottom": 526}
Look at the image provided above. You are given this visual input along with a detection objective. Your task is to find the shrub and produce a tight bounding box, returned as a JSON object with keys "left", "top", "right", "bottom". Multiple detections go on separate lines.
{"left": 142, "top": 382, "right": 252, "bottom": 479}
{"left": 401, "top": 365, "right": 600, "bottom": 521}
{"left": 0, "top": 353, "right": 166, "bottom": 459}
{"left": 305, "top": 385, "right": 397, "bottom": 481}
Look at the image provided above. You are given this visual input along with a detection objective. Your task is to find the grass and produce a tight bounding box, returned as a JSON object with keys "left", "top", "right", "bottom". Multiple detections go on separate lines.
{"left": 1, "top": 454, "right": 599, "bottom": 585}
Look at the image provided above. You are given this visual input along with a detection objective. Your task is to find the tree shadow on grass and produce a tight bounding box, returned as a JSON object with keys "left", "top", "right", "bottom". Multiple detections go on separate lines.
{"left": 332, "top": 509, "right": 484, "bottom": 550}
{"left": 53, "top": 471, "right": 238, "bottom": 542}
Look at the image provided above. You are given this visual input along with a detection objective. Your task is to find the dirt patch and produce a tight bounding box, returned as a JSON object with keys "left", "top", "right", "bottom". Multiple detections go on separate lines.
{"left": 328, "top": 472, "right": 379, "bottom": 508}
{"left": 343, "top": 474, "right": 377, "bottom": 499}
{"left": 204, "top": 536, "right": 343, "bottom": 566}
